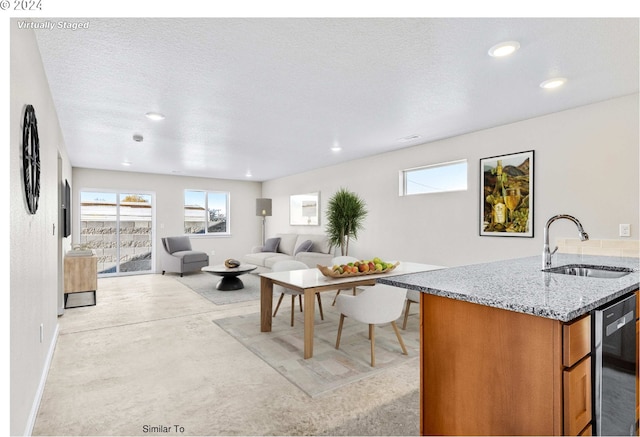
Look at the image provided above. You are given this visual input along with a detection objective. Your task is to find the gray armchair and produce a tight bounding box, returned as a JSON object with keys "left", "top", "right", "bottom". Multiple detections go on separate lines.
{"left": 160, "top": 236, "right": 209, "bottom": 276}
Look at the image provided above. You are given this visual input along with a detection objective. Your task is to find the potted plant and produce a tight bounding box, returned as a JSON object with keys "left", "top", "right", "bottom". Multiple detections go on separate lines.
{"left": 325, "top": 188, "right": 368, "bottom": 256}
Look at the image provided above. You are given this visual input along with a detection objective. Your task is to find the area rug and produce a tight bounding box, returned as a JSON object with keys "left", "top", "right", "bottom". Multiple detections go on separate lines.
{"left": 213, "top": 304, "right": 420, "bottom": 397}
{"left": 174, "top": 271, "right": 261, "bottom": 305}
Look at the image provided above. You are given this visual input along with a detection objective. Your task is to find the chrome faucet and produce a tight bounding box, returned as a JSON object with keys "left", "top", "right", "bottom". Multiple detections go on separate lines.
{"left": 542, "top": 214, "right": 589, "bottom": 269}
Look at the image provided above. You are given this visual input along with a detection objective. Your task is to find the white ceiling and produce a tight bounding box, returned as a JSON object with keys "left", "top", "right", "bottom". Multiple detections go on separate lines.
{"left": 33, "top": 17, "right": 639, "bottom": 182}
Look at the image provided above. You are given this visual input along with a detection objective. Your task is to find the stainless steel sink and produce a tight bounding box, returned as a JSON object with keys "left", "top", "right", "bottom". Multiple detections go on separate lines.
{"left": 543, "top": 264, "right": 634, "bottom": 279}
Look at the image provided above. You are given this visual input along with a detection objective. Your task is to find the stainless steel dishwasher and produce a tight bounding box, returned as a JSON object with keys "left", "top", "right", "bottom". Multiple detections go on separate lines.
{"left": 592, "top": 293, "right": 637, "bottom": 436}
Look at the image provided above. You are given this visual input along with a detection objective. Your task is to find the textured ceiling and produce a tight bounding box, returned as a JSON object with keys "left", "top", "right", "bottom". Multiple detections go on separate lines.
{"left": 33, "top": 17, "right": 639, "bottom": 181}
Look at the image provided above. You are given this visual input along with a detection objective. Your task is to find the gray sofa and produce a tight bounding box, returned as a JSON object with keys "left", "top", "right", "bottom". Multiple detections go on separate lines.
{"left": 160, "top": 236, "right": 209, "bottom": 276}
{"left": 243, "top": 233, "right": 334, "bottom": 271}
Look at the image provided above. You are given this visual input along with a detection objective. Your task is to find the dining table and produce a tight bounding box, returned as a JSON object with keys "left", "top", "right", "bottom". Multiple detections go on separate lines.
{"left": 259, "top": 262, "right": 443, "bottom": 359}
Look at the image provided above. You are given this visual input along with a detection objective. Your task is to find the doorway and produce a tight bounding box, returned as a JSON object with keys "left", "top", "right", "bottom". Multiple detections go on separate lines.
{"left": 79, "top": 190, "right": 155, "bottom": 276}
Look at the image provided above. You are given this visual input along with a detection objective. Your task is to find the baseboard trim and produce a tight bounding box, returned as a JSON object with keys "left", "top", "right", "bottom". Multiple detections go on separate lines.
{"left": 24, "top": 321, "right": 59, "bottom": 436}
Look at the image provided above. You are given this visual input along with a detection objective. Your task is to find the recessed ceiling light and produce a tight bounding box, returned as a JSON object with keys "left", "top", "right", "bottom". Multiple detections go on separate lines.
{"left": 245, "top": 171, "right": 253, "bottom": 178}
{"left": 540, "top": 77, "right": 567, "bottom": 89}
{"left": 488, "top": 41, "right": 520, "bottom": 58}
{"left": 145, "top": 112, "right": 165, "bottom": 121}
{"left": 331, "top": 145, "right": 342, "bottom": 152}
{"left": 122, "top": 161, "right": 131, "bottom": 167}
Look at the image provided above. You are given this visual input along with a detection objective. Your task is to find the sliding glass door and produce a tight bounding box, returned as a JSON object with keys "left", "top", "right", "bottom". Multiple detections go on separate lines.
{"left": 79, "top": 191, "right": 154, "bottom": 276}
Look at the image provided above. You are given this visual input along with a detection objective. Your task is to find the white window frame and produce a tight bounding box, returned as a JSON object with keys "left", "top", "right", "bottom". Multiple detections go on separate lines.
{"left": 79, "top": 188, "right": 156, "bottom": 277}
{"left": 400, "top": 159, "right": 468, "bottom": 196}
{"left": 184, "top": 190, "right": 231, "bottom": 236}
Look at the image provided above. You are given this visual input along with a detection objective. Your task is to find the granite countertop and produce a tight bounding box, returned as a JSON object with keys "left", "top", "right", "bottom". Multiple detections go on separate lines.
{"left": 377, "top": 254, "right": 640, "bottom": 322}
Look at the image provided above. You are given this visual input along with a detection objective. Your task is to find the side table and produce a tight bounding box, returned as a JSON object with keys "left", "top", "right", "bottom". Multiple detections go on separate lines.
{"left": 64, "top": 255, "right": 98, "bottom": 308}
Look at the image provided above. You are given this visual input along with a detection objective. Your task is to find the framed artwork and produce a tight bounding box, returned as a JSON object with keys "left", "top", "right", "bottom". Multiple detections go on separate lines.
{"left": 290, "top": 192, "right": 320, "bottom": 226}
{"left": 480, "top": 150, "right": 534, "bottom": 237}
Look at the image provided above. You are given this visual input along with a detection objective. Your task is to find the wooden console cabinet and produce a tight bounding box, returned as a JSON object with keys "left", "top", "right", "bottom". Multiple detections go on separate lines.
{"left": 64, "top": 255, "right": 97, "bottom": 308}
{"left": 420, "top": 293, "right": 593, "bottom": 435}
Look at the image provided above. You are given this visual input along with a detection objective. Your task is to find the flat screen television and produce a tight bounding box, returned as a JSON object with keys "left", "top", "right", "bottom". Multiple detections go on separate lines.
{"left": 62, "top": 180, "right": 71, "bottom": 238}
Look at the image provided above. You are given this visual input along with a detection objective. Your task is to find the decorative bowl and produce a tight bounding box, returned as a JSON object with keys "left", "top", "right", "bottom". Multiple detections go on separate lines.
{"left": 317, "top": 262, "right": 399, "bottom": 278}
{"left": 224, "top": 258, "right": 241, "bottom": 268}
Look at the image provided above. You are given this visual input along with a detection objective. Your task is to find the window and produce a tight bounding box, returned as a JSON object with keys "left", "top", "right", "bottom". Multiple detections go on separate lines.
{"left": 184, "top": 190, "right": 230, "bottom": 235}
{"left": 401, "top": 159, "right": 468, "bottom": 196}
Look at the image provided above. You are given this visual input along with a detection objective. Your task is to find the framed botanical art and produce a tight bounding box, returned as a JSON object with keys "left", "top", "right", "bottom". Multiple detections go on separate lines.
{"left": 480, "top": 150, "right": 534, "bottom": 237}
{"left": 290, "top": 192, "right": 320, "bottom": 226}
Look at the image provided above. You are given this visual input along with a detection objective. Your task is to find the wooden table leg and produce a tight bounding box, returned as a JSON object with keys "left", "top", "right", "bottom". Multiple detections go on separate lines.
{"left": 303, "top": 289, "right": 316, "bottom": 359}
{"left": 260, "top": 276, "right": 273, "bottom": 332}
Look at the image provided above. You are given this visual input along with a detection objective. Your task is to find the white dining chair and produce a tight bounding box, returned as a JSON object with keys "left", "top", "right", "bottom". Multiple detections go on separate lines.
{"left": 330, "top": 255, "right": 361, "bottom": 306}
{"left": 402, "top": 289, "right": 421, "bottom": 330}
{"left": 335, "top": 284, "right": 408, "bottom": 367}
{"left": 271, "top": 260, "right": 324, "bottom": 327}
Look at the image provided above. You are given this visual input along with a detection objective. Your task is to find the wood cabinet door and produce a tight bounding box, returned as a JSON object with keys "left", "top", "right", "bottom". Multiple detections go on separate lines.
{"left": 563, "top": 356, "right": 592, "bottom": 436}
{"left": 420, "top": 294, "right": 563, "bottom": 435}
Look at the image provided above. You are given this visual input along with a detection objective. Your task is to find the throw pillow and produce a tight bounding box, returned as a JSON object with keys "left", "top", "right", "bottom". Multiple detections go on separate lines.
{"left": 294, "top": 239, "right": 314, "bottom": 255}
{"left": 262, "top": 237, "right": 281, "bottom": 253}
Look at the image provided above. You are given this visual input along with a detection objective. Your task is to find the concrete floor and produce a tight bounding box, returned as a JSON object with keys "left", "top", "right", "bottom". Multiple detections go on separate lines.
{"left": 33, "top": 273, "right": 420, "bottom": 436}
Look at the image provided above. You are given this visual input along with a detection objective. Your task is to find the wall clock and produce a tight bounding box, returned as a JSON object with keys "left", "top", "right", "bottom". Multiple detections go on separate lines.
{"left": 22, "top": 104, "right": 40, "bottom": 214}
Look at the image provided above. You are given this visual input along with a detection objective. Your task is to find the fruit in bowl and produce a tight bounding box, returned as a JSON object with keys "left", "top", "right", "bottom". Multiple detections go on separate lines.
{"left": 325, "top": 257, "right": 398, "bottom": 277}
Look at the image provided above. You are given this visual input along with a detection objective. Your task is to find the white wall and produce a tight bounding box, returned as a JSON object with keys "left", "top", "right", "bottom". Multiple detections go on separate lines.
{"left": 263, "top": 94, "right": 640, "bottom": 267}
{"left": 72, "top": 169, "right": 263, "bottom": 268}
{"left": 10, "top": 20, "right": 73, "bottom": 436}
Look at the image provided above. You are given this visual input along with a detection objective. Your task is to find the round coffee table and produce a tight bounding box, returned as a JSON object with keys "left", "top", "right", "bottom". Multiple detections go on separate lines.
{"left": 201, "top": 264, "right": 258, "bottom": 291}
